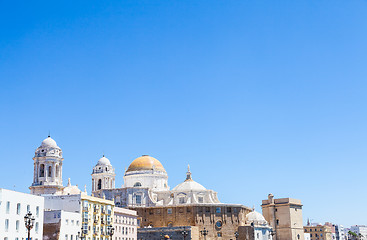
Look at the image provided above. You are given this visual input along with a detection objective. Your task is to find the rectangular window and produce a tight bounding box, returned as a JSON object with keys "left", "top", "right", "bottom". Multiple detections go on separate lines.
{"left": 5, "top": 219, "right": 9, "bottom": 232}
{"left": 36, "top": 206, "right": 40, "bottom": 217}
{"left": 66, "top": 219, "right": 69, "bottom": 225}
{"left": 198, "top": 197, "right": 203, "bottom": 203}
{"left": 71, "top": 235, "right": 73, "bottom": 240}
{"left": 17, "top": 203, "right": 21, "bottom": 215}
{"left": 83, "top": 212, "right": 89, "bottom": 222}
{"left": 27, "top": 205, "right": 30, "bottom": 213}
{"left": 35, "top": 222, "right": 39, "bottom": 233}
{"left": 167, "top": 208, "right": 172, "bottom": 214}
{"left": 16, "top": 220, "right": 20, "bottom": 232}
{"left": 216, "top": 207, "right": 221, "bottom": 213}
{"left": 107, "top": 205, "right": 112, "bottom": 215}
{"left": 217, "top": 232, "right": 222, "bottom": 237}
{"left": 65, "top": 235, "right": 68, "bottom": 240}
{"left": 6, "top": 202, "right": 10, "bottom": 214}
{"left": 83, "top": 223, "right": 88, "bottom": 234}
{"left": 135, "top": 195, "right": 142, "bottom": 205}
{"left": 179, "top": 197, "right": 185, "bottom": 204}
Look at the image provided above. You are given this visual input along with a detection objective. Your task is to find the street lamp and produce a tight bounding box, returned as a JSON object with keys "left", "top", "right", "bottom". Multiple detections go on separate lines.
{"left": 24, "top": 211, "right": 35, "bottom": 240}
{"left": 181, "top": 227, "right": 189, "bottom": 240}
{"left": 78, "top": 227, "right": 84, "bottom": 240}
{"left": 108, "top": 225, "right": 115, "bottom": 239}
{"left": 200, "top": 227, "right": 208, "bottom": 240}
{"left": 235, "top": 231, "right": 239, "bottom": 240}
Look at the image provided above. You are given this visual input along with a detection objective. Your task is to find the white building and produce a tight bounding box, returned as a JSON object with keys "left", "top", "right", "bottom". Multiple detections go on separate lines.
{"left": 0, "top": 188, "right": 44, "bottom": 240}
{"left": 43, "top": 210, "right": 81, "bottom": 240}
{"left": 350, "top": 225, "right": 367, "bottom": 240}
{"left": 43, "top": 193, "right": 115, "bottom": 240}
{"left": 113, "top": 207, "right": 138, "bottom": 240}
{"left": 335, "top": 224, "right": 345, "bottom": 240}
{"left": 304, "top": 233, "right": 311, "bottom": 240}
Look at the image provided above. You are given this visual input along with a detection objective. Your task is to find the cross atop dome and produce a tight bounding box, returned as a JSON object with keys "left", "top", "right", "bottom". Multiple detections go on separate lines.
{"left": 186, "top": 164, "right": 192, "bottom": 181}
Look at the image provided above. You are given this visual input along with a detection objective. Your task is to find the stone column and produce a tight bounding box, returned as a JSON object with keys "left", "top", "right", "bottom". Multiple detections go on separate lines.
{"left": 52, "top": 162, "right": 56, "bottom": 183}
{"left": 60, "top": 163, "right": 63, "bottom": 185}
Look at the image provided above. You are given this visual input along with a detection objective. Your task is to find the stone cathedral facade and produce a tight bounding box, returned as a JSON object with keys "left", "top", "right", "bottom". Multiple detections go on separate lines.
{"left": 91, "top": 155, "right": 273, "bottom": 240}
{"left": 28, "top": 136, "right": 275, "bottom": 240}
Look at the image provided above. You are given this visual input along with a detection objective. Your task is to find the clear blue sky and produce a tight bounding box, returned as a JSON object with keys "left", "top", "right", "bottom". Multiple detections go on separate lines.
{"left": 1, "top": 0, "right": 366, "bottom": 227}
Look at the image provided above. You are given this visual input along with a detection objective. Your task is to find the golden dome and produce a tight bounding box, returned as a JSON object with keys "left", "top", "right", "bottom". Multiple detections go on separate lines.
{"left": 126, "top": 155, "right": 166, "bottom": 173}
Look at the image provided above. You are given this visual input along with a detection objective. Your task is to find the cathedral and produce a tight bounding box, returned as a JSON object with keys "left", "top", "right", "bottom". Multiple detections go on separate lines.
{"left": 29, "top": 136, "right": 274, "bottom": 240}
{"left": 91, "top": 155, "right": 273, "bottom": 239}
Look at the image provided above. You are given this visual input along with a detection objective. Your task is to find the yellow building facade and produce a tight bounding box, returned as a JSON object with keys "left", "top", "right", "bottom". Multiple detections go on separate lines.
{"left": 81, "top": 194, "right": 115, "bottom": 240}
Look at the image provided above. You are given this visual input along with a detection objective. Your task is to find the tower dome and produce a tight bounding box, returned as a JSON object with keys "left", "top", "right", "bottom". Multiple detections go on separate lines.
{"left": 97, "top": 156, "right": 112, "bottom": 166}
{"left": 126, "top": 155, "right": 166, "bottom": 173}
{"left": 40, "top": 136, "right": 59, "bottom": 148}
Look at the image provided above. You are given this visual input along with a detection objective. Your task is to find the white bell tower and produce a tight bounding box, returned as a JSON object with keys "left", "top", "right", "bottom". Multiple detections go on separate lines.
{"left": 91, "top": 155, "right": 115, "bottom": 195}
{"left": 29, "top": 136, "right": 64, "bottom": 195}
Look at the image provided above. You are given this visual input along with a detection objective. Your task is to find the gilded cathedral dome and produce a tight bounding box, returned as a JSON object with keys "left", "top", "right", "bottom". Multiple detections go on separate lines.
{"left": 126, "top": 155, "right": 166, "bottom": 173}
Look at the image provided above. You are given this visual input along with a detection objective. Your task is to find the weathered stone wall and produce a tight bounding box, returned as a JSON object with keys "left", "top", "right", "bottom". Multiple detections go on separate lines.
{"left": 133, "top": 205, "right": 251, "bottom": 240}
{"left": 138, "top": 226, "right": 199, "bottom": 240}
{"left": 238, "top": 226, "right": 255, "bottom": 240}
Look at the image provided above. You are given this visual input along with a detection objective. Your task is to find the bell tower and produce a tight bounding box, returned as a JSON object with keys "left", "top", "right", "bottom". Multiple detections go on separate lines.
{"left": 29, "top": 136, "right": 64, "bottom": 195}
{"left": 91, "top": 155, "right": 115, "bottom": 195}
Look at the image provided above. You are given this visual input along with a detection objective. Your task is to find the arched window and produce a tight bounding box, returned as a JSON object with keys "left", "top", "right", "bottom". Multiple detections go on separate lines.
{"left": 48, "top": 166, "right": 52, "bottom": 177}
{"left": 133, "top": 182, "right": 142, "bottom": 187}
{"left": 98, "top": 179, "right": 102, "bottom": 190}
{"left": 39, "top": 164, "right": 45, "bottom": 177}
